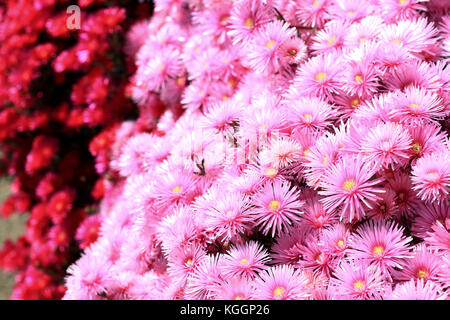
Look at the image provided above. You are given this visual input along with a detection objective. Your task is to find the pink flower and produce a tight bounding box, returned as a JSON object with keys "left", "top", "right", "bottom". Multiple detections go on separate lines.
{"left": 392, "top": 244, "right": 443, "bottom": 282}
{"left": 214, "top": 276, "right": 256, "bottom": 300}
{"left": 252, "top": 180, "right": 304, "bottom": 236}
{"left": 424, "top": 220, "right": 450, "bottom": 252}
{"left": 389, "top": 279, "right": 448, "bottom": 300}
{"left": 328, "top": 260, "right": 387, "bottom": 300}
{"left": 221, "top": 241, "right": 270, "bottom": 278}
{"left": 246, "top": 20, "right": 296, "bottom": 74}
{"left": 289, "top": 52, "right": 343, "bottom": 99}
{"left": 253, "top": 265, "right": 310, "bottom": 300}
{"left": 311, "top": 20, "right": 349, "bottom": 54}
{"left": 360, "top": 122, "right": 412, "bottom": 169}
{"left": 318, "top": 156, "right": 386, "bottom": 222}
{"left": 379, "top": 0, "right": 428, "bottom": 22}
{"left": 296, "top": 0, "right": 330, "bottom": 28}
{"left": 412, "top": 201, "right": 450, "bottom": 239}
{"left": 411, "top": 151, "right": 450, "bottom": 202}
{"left": 348, "top": 220, "right": 412, "bottom": 274}
{"left": 185, "top": 254, "right": 223, "bottom": 300}
{"left": 228, "top": 0, "right": 274, "bottom": 45}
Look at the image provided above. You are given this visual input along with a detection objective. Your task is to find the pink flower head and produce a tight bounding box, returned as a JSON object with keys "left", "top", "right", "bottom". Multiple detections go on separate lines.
{"left": 246, "top": 20, "right": 296, "bottom": 74}
{"left": 406, "top": 122, "right": 447, "bottom": 163}
{"left": 270, "top": 225, "right": 311, "bottom": 265}
{"left": 424, "top": 220, "right": 450, "bottom": 252}
{"left": 214, "top": 276, "right": 256, "bottom": 300}
{"left": 284, "top": 96, "right": 337, "bottom": 134}
{"left": 278, "top": 37, "right": 308, "bottom": 66}
{"left": 253, "top": 265, "right": 310, "bottom": 300}
{"left": 321, "top": 223, "right": 350, "bottom": 259}
{"left": 326, "top": 0, "right": 375, "bottom": 22}
{"left": 300, "top": 189, "right": 338, "bottom": 230}
{"left": 203, "top": 192, "right": 253, "bottom": 242}
{"left": 342, "top": 58, "right": 380, "bottom": 98}
{"left": 379, "top": 0, "right": 428, "bottom": 22}
{"left": 344, "top": 16, "right": 383, "bottom": 48}
{"left": 390, "top": 86, "right": 445, "bottom": 124}
{"left": 185, "top": 254, "right": 223, "bottom": 300}
{"left": 221, "top": 241, "right": 270, "bottom": 278}
{"left": 411, "top": 151, "right": 450, "bottom": 203}
{"left": 289, "top": 52, "right": 343, "bottom": 99}
{"left": 298, "top": 234, "right": 334, "bottom": 276}
{"left": 328, "top": 260, "right": 387, "bottom": 300}
{"left": 386, "top": 170, "right": 421, "bottom": 217}
{"left": 227, "top": 0, "right": 274, "bottom": 45}
{"left": 348, "top": 220, "right": 412, "bottom": 274}
{"left": 389, "top": 279, "right": 448, "bottom": 300}
{"left": 383, "top": 60, "right": 441, "bottom": 92}
{"left": 360, "top": 122, "right": 412, "bottom": 169}
{"left": 318, "top": 155, "right": 386, "bottom": 223}
{"left": 366, "top": 188, "right": 399, "bottom": 221}
{"left": 412, "top": 201, "right": 450, "bottom": 239}
{"left": 259, "top": 136, "right": 302, "bottom": 169}
{"left": 392, "top": 244, "right": 443, "bottom": 283}
{"left": 296, "top": 0, "right": 330, "bottom": 28}
{"left": 166, "top": 243, "right": 206, "bottom": 285}
{"left": 252, "top": 180, "right": 304, "bottom": 236}
{"left": 311, "top": 20, "right": 350, "bottom": 54}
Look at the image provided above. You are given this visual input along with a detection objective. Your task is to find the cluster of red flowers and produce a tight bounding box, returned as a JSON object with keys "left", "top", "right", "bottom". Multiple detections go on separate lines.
{"left": 0, "top": 0, "right": 152, "bottom": 299}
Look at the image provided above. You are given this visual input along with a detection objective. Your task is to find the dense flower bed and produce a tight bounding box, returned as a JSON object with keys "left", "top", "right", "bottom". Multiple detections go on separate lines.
{"left": 62, "top": 0, "right": 450, "bottom": 300}
{"left": 0, "top": 0, "right": 152, "bottom": 299}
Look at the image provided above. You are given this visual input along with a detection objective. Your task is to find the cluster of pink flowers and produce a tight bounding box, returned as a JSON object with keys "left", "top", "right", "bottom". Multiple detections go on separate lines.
{"left": 64, "top": 0, "right": 450, "bottom": 300}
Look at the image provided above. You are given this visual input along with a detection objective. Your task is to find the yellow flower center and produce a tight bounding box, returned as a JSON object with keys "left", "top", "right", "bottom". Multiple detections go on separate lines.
{"left": 226, "top": 210, "right": 233, "bottom": 216}
{"left": 328, "top": 36, "right": 336, "bottom": 45}
{"left": 304, "top": 113, "right": 312, "bottom": 121}
{"left": 410, "top": 103, "right": 420, "bottom": 109}
{"left": 268, "top": 200, "right": 280, "bottom": 211}
{"left": 373, "top": 246, "right": 384, "bottom": 256}
{"left": 265, "top": 167, "right": 278, "bottom": 178}
{"left": 337, "top": 239, "right": 344, "bottom": 247}
{"left": 428, "top": 172, "right": 436, "bottom": 177}
{"left": 266, "top": 40, "right": 276, "bottom": 49}
{"left": 313, "top": 0, "right": 319, "bottom": 6}
{"left": 351, "top": 98, "right": 360, "bottom": 107}
{"left": 393, "top": 38, "right": 403, "bottom": 44}
{"left": 353, "top": 280, "right": 363, "bottom": 290}
{"left": 354, "top": 75, "right": 362, "bottom": 83}
{"left": 186, "top": 259, "right": 192, "bottom": 266}
{"left": 289, "top": 49, "right": 297, "bottom": 56}
{"left": 303, "top": 149, "right": 310, "bottom": 156}
{"left": 399, "top": 0, "right": 407, "bottom": 4}
{"left": 379, "top": 204, "right": 386, "bottom": 212}
{"left": 343, "top": 179, "right": 355, "bottom": 192}
{"left": 417, "top": 269, "right": 428, "bottom": 279}
{"left": 177, "top": 77, "right": 184, "bottom": 86}
{"left": 359, "top": 37, "right": 366, "bottom": 42}
{"left": 172, "top": 186, "right": 182, "bottom": 193}
{"left": 245, "top": 18, "right": 254, "bottom": 27}
{"left": 240, "top": 258, "right": 248, "bottom": 264}
{"left": 315, "top": 72, "right": 327, "bottom": 81}
{"left": 322, "top": 156, "right": 328, "bottom": 164}
{"left": 412, "top": 143, "right": 422, "bottom": 153}
{"left": 346, "top": 10, "right": 355, "bottom": 16}
{"left": 158, "top": 63, "right": 165, "bottom": 71}
{"left": 235, "top": 295, "right": 243, "bottom": 300}
{"left": 274, "top": 286, "right": 286, "bottom": 298}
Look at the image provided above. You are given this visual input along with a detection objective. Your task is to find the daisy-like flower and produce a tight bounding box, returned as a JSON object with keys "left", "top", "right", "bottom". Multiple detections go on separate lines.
{"left": 342, "top": 58, "right": 380, "bottom": 98}
{"left": 298, "top": 235, "right": 334, "bottom": 276}
{"left": 383, "top": 59, "right": 441, "bottom": 92}
{"left": 227, "top": 0, "right": 273, "bottom": 45}
{"left": 412, "top": 201, "right": 450, "bottom": 239}
{"left": 392, "top": 244, "right": 443, "bottom": 282}
{"left": 203, "top": 191, "right": 253, "bottom": 241}
{"left": 278, "top": 37, "right": 308, "bottom": 66}
{"left": 411, "top": 151, "right": 450, "bottom": 203}
{"left": 246, "top": 20, "right": 296, "bottom": 74}
{"left": 424, "top": 220, "right": 450, "bottom": 252}
{"left": 348, "top": 220, "right": 412, "bottom": 274}
{"left": 406, "top": 122, "right": 447, "bottom": 163}
{"left": 360, "top": 122, "right": 412, "bottom": 169}
{"left": 270, "top": 225, "right": 311, "bottom": 265}
{"left": 185, "top": 254, "right": 223, "bottom": 300}
{"left": 390, "top": 86, "right": 445, "bottom": 124}
{"left": 296, "top": 0, "right": 330, "bottom": 28}
{"left": 284, "top": 96, "right": 337, "bottom": 134}
{"left": 344, "top": 15, "right": 383, "bottom": 48}
{"left": 386, "top": 170, "right": 421, "bottom": 217}
{"left": 289, "top": 52, "right": 343, "bottom": 99}
{"left": 259, "top": 136, "right": 302, "bottom": 169}
{"left": 221, "top": 241, "right": 270, "bottom": 278}
{"left": 303, "top": 131, "right": 342, "bottom": 189}
{"left": 214, "top": 276, "right": 256, "bottom": 300}
{"left": 253, "top": 265, "right": 310, "bottom": 300}
{"left": 321, "top": 223, "right": 350, "bottom": 260}
{"left": 366, "top": 188, "right": 399, "bottom": 221}
{"left": 318, "top": 155, "right": 386, "bottom": 223}
{"left": 191, "top": 1, "right": 233, "bottom": 45}
{"left": 251, "top": 180, "right": 304, "bottom": 236}
{"left": 311, "top": 20, "right": 349, "bottom": 54}
{"left": 379, "top": 18, "right": 439, "bottom": 57}
{"left": 389, "top": 279, "right": 448, "bottom": 300}
{"left": 379, "top": 0, "right": 428, "bottom": 22}
{"left": 328, "top": 260, "right": 387, "bottom": 300}
{"left": 326, "top": 0, "right": 375, "bottom": 22}
{"left": 300, "top": 189, "right": 338, "bottom": 230}
{"left": 166, "top": 243, "right": 206, "bottom": 286}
